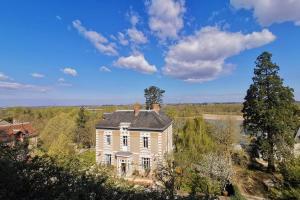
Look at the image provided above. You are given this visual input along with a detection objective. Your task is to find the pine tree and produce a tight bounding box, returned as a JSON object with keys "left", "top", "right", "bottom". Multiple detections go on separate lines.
{"left": 242, "top": 52, "right": 298, "bottom": 172}
{"left": 144, "top": 86, "right": 165, "bottom": 110}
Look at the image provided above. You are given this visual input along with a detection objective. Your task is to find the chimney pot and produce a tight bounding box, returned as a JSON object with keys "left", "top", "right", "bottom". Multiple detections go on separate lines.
{"left": 151, "top": 103, "right": 160, "bottom": 114}
{"left": 133, "top": 103, "right": 141, "bottom": 116}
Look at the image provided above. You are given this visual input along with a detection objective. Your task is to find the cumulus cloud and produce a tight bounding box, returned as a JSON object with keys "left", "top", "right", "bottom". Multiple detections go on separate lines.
{"left": 0, "top": 81, "right": 48, "bottom": 92}
{"left": 72, "top": 20, "right": 118, "bottom": 56}
{"left": 127, "top": 28, "right": 147, "bottom": 44}
{"left": 114, "top": 53, "right": 157, "bottom": 74}
{"left": 62, "top": 68, "right": 77, "bottom": 76}
{"left": 163, "top": 27, "right": 276, "bottom": 82}
{"left": 0, "top": 72, "right": 10, "bottom": 81}
{"left": 31, "top": 73, "right": 45, "bottom": 78}
{"left": 147, "top": 0, "right": 185, "bottom": 40}
{"left": 230, "top": 0, "right": 300, "bottom": 26}
{"left": 130, "top": 13, "right": 139, "bottom": 26}
{"left": 99, "top": 66, "right": 111, "bottom": 72}
{"left": 117, "top": 32, "right": 129, "bottom": 46}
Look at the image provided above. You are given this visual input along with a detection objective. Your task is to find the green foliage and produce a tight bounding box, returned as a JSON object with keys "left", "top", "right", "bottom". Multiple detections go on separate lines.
{"left": 39, "top": 113, "right": 75, "bottom": 155}
{"left": 242, "top": 52, "right": 298, "bottom": 171}
{"left": 230, "top": 185, "right": 246, "bottom": 200}
{"left": 0, "top": 144, "right": 191, "bottom": 200}
{"left": 175, "top": 117, "right": 215, "bottom": 163}
{"left": 279, "top": 157, "right": 300, "bottom": 199}
{"left": 75, "top": 106, "right": 92, "bottom": 147}
{"left": 144, "top": 86, "right": 165, "bottom": 110}
{"left": 173, "top": 117, "right": 234, "bottom": 197}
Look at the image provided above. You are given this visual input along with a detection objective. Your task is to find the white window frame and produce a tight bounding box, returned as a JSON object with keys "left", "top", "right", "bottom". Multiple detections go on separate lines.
{"left": 104, "top": 154, "right": 112, "bottom": 165}
{"left": 142, "top": 157, "right": 151, "bottom": 170}
{"left": 104, "top": 130, "right": 112, "bottom": 147}
{"left": 123, "top": 135, "right": 128, "bottom": 147}
{"left": 143, "top": 136, "right": 149, "bottom": 148}
{"left": 106, "top": 135, "right": 111, "bottom": 145}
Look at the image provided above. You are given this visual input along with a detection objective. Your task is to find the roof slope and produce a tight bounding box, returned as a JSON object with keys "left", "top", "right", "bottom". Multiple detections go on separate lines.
{"left": 96, "top": 110, "right": 172, "bottom": 131}
{"left": 0, "top": 119, "right": 11, "bottom": 126}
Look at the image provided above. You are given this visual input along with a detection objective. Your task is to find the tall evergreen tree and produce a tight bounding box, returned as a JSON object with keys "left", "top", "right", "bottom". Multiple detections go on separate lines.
{"left": 144, "top": 86, "right": 165, "bottom": 110}
{"left": 242, "top": 52, "right": 298, "bottom": 172}
{"left": 76, "top": 106, "right": 90, "bottom": 147}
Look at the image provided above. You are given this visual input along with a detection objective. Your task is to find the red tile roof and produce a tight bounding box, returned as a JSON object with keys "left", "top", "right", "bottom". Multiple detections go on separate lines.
{"left": 0, "top": 122, "right": 36, "bottom": 143}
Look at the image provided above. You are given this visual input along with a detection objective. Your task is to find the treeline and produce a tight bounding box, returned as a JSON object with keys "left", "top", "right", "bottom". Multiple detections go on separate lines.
{"left": 164, "top": 104, "right": 243, "bottom": 119}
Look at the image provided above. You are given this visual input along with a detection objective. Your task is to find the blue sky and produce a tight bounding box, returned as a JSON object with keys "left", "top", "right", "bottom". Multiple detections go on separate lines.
{"left": 0, "top": 0, "right": 299, "bottom": 106}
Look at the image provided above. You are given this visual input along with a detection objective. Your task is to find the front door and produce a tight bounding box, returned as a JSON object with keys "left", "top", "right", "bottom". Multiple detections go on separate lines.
{"left": 121, "top": 162, "right": 126, "bottom": 176}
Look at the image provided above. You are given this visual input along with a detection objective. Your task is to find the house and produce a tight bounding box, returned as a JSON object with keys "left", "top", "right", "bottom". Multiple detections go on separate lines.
{"left": 95, "top": 104, "right": 173, "bottom": 177}
{"left": 0, "top": 119, "right": 37, "bottom": 148}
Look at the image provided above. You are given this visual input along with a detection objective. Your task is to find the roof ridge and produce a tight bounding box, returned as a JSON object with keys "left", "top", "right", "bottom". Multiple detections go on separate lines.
{"left": 151, "top": 112, "right": 167, "bottom": 126}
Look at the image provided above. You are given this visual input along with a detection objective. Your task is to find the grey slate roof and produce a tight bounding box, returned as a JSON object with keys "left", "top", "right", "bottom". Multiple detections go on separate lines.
{"left": 96, "top": 110, "right": 172, "bottom": 131}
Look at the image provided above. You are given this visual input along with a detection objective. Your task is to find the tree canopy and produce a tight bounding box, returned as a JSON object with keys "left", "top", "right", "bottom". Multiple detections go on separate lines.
{"left": 242, "top": 52, "right": 298, "bottom": 171}
{"left": 144, "top": 86, "right": 165, "bottom": 110}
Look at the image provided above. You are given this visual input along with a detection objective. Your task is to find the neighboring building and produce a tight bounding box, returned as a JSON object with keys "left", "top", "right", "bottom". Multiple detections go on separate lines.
{"left": 0, "top": 119, "right": 37, "bottom": 148}
{"left": 95, "top": 104, "right": 173, "bottom": 177}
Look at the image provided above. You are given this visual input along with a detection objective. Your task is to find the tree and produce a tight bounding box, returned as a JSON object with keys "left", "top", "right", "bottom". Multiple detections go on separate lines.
{"left": 144, "top": 86, "right": 165, "bottom": 110}
{"left": 76, "top": 106, "right": 91, "bottom": 147}
{"left": 242, "top": 52, "right": 298, "bottom": 172}
{"left": 40, "top": 113, "right": 75, "bottom": 152}
{"left": 154, "top": 155, "right": 180, "bottom": 200}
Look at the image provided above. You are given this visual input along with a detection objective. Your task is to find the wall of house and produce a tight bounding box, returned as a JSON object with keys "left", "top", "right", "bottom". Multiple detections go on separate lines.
{"left": 95, "top": 125, "right": 172, "bottom": 175}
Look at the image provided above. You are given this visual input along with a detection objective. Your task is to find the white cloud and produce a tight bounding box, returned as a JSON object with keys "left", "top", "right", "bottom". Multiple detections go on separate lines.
{"left": 0, "top": 81, "right": 48, "bottom": 92}
{"left": 58, "top": 78, "right": 65, "bottom": 82}
{"left": 127, "top": 28, "right": 148, "bottom": 44}
{"left": 117, "top": 32, "right": 129, "bottom": 46}
{"left": 99, "top": 66, "right": 111, "bottom": 72}
{"left": 57, "top": 78, "right": 72, "bottom": 87}
{"left": 72, "top": 20, "right": 118, "bottom": 56}
{"left": 130, "top": 13, "right": 139, "bottom": 26}
{"left": 163, "top": 26, "right": 276, "bottom": 82}
{"left": 62, "top": 68, "right": 77, "bottom": 76}
{"left": 230, "top": 0, "right": 300, "bottom": 26}
{"left": 0, "top": 72, "right": 10, "bottom": 81}
{"left": 31, "top": 73, "right": 45, "bottom": 78}
{"left": 114, "top": 53, "right": 157, "bottom": 74}
{"left": 56, "top": 15, "right": 62, "bottom": 20}
{"left": 147, "top": 0, "right": 185, "bottom": 40}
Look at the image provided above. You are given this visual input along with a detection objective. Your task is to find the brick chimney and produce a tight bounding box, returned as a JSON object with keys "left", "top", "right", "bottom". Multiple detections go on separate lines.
{"left": 151, "top": 103, "right": 160, "bottom": 114}
{"left": 133, "top": 103, "right": 141, "bottom": 116}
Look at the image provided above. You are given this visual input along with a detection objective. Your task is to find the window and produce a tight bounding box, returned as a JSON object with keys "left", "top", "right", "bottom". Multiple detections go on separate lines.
{"left": 105, "top": 154, "right": 111, "bottom": 165}
{"left": 123, "top": 136, "right": 128, "bottom": 146}
{"left": 106, "top": 135, "right": 111, "bottom": 145}
{"left": 142, "top": 157, "right": 150, "bottom": 170}
{"left": 143, "top": 137, "right": 149, "bottom": 148}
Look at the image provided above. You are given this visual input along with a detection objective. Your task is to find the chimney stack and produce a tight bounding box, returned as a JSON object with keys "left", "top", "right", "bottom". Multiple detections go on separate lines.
{"left": 133, "top": 103, "right": 141, "bottom": 116}
{"left": 151, "top": 103, "right": 160, "bottom": 114}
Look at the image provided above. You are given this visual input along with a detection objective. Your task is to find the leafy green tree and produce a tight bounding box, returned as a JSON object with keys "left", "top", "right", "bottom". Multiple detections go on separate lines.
{"left": 242, "top": 52, "right": 298, "bottom": 172}
{"left": 174, "top": 117, "right": 215, "bottom": 163}
{"left": 144, "top": 86, "right": 165, "bottom": 110}
{"left": 40, "top": 113, "right": 75, "bottom": 153}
